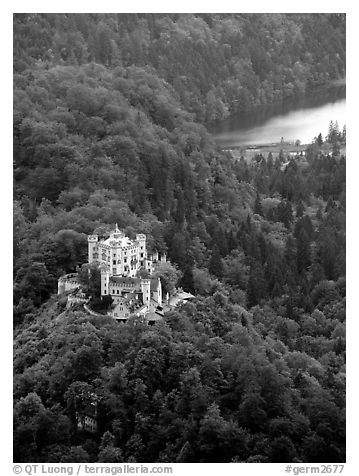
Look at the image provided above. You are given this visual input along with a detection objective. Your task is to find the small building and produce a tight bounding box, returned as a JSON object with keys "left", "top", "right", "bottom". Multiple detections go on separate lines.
{"left": 76, "top": 403, "right": 98, "bottom": 434}
{"left": 107, "top": 275, "right": 163, "bottom": 321}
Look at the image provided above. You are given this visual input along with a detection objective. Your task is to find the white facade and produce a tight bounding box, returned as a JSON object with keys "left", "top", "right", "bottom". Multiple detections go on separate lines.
{"left": 88, "top": 225, "right": 150, "bottom": 277}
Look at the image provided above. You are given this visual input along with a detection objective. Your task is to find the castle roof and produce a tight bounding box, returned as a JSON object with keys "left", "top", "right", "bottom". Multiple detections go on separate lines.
{"left": 102, "top": 234, "right": 132, "bottom": 248}
{"left": 112, "top": 293, "right": 145, "bottom": 313}
{"left": 109, "top": 276, "right": 141, "bottom": 286}
{"left": 146, "top": 311, "right": 164, "bottom": 322}
{"left": 168, "top": 291, "right": 195, "bottom": 307}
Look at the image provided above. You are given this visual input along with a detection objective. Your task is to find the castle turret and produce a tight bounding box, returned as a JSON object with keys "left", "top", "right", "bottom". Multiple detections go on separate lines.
{"left": 136, "top": 233, "right": 147, "bottom": 267}
{"left": 58, "top": 278, "right": 65, "bottom": 295}
{"left": 100, "top": 267, "right": 110, "bottom": 296}
{"left": 153, "top": 277, "right": 162, "bottom": 306}
{"left": 140, "top": 279, "right": 151, "bottom": 306}
{"left": 88, "top": 235, "right": 98, "bottom": 264}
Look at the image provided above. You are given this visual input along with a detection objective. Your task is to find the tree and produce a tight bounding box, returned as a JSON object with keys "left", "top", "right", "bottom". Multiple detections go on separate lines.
{"left": 223, "top": 250, "right": 249, "bottom": 288}
{"left": 296, "top": 200, "right": 305, "bottom": 218}
{"left": 246, "top": 260, "right": 266, "bottom": 308}
{"left": 198, "top": 403, "right": 246, "bottom": 462}
{"left": 269, "top": 436, "right": 297, "bottom": 462}
{"left": 296, "top": 228, "right": 311, "bottom": 274}
{"left": 316, "top": 133, "right": 323, "bottom": 147}
{"left": 14, "top": 261, "right": 56, "bottom": 308}
{"left": 277, "top": 200, "right": 293, "bottom": 228}
{"left": 327, "top": 120, "right": 339, "bottom": 144}
{"left": 152, "top": 261, "right": 182, "bottom": 296}
{"left": 98, "top": 431, "right": 124, "bottom": 462}
{"left": 60, "top": 446, "right": 90, "bottom": 463}
{"left": 14, "top": 392, "right": 49, "bottom": 461}
{"left": 77, "top": 263, "right": 101, "bottom": 298}
{"left": 208, "top": 245, "right": 224, "bottom": 278}
{"left": 180, "top": 265, "right": 195, "bottom": 294}
{"left": 254, "top": 192, "right": 263, "bottom": 216}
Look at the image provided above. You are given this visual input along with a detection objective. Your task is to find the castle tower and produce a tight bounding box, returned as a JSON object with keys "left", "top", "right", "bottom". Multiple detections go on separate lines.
{"left": 100, "top": 267, "right": 110, "bottom": 296}
{"left": 58, "top": 278, "right": 65, "bottom": 295}
{"left": 88, "top": 235, "right": 98, "bottom": 264}
{"left": 140, "top": 279, "right": 151, "bottom": 306}
{"left": 136, "top": 233, "right": 147, "bottom": 268}
{"left": 154, "top": 277, "right": 162, "bottom": 306}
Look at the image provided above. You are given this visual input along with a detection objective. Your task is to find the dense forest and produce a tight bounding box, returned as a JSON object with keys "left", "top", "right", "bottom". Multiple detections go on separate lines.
{"left": 13, "top": 13, "right": 346, "bottom": 463}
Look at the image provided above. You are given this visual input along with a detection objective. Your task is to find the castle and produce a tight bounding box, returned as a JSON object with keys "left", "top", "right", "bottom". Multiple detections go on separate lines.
{"left": 58, "top": 225, "right": 167, "bottom": 323}
{"left": 88, "top": 224, "right": 166, "bottom": 277}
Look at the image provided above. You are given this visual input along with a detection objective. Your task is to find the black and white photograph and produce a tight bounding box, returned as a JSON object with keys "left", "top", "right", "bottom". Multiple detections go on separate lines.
{"left": 11, "top": 5, "right": 348, "bottom": 471}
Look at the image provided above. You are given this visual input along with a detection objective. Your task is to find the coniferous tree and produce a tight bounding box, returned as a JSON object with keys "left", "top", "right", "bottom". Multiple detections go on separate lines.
{"left": 296, "top": 200, "right": 305, "bottom": 218}
{"left": 208, "top": 245, "right": 224, "bottom": 278}
{"left": 180, "top": 265, "right": 195, "bottom": 294}
{"left": 254, "top": 192, "right": 263, "bottom": 216}
{"left": 316, "top": 133, "right": 323, "bottom": 147}
{"left": 246, "top": 260, "right": 266, "bottom": 308}
{"left": 296, "top": 228, "right": 311, "bottom": 274}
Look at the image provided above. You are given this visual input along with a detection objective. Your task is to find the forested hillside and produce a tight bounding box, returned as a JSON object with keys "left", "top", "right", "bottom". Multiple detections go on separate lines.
{"left": 13, "top": 13, "right": 345, "bottom": 463}
{"left": 14, "top": 13, "right": 345, "bottom": 122}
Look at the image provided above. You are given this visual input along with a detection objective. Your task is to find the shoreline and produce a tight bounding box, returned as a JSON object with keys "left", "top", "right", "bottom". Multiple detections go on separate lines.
{"left": 221, "top": 141, "right": 343, "bottom": 161}
{"left": 207, "top": 76, "right": 346, "bottom": 132}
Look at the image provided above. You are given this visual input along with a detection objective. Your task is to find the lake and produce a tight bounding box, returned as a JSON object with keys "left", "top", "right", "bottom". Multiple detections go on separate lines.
{"left": 208, "top": 84, "right": 346, "bottom": 147}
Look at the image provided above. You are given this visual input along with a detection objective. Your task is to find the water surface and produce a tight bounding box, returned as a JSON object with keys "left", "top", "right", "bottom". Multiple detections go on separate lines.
{"left": 209, "top": 85, "right": 346, "bottom": 147}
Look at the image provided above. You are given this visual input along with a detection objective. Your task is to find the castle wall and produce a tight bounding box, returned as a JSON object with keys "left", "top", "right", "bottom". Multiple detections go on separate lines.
{"left": 58, "top": 274, "right": 81, "bottom": 295}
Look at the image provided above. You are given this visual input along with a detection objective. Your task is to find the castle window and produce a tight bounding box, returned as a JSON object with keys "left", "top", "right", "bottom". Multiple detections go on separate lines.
{"left": 140, "top": 253, "right": 144, "bottom": 258}
{"left": 117, "top": 290, "right": 119, "bottom": 294}
{"left": 104, "top": 290, "right": 106, "bottom": 294}
{"left": 113, "top": 260, "right": 116, "bottom": 265}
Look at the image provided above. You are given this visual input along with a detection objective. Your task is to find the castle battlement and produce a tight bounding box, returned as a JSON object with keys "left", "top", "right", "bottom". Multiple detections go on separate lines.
{"left": 57, "top": 273, "right": 81, "bottom": 295}
{"left": 88, "top": 235, "right": 98, "bottom": 242}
